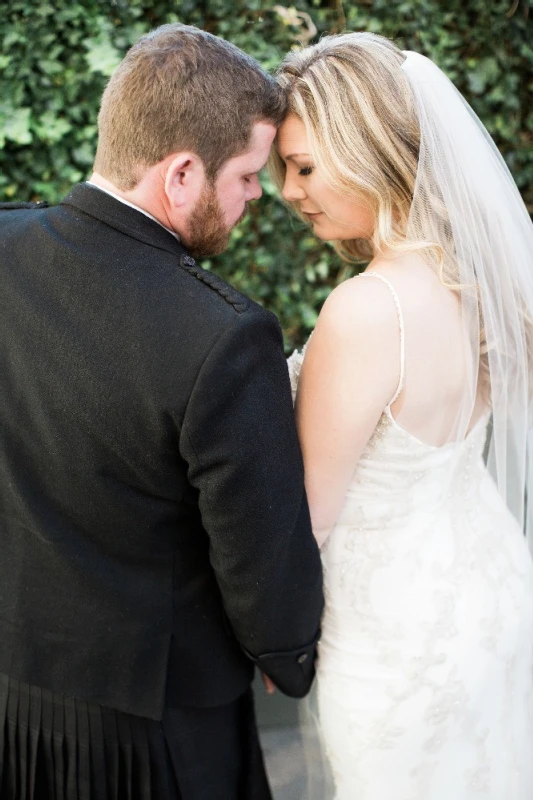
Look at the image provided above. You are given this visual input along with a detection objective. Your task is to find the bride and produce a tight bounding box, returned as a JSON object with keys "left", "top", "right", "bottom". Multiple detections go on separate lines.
{"left": 271, "top": 32, "right": 533, "bottom": 799}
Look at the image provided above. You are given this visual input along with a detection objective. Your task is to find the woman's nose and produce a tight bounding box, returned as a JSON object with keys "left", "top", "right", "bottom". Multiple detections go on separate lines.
{"left": 282, "top": 175, "right": 306, "bottom": 203}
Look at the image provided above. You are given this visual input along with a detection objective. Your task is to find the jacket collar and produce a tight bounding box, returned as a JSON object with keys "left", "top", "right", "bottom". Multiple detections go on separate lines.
{"left": 60, "top": 183, "right": 189, "bottom": 260}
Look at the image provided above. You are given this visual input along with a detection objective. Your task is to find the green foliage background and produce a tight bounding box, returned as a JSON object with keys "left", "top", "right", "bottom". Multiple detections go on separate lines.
{"left": 1, "top": 0, "right": 532, "bottom": 349}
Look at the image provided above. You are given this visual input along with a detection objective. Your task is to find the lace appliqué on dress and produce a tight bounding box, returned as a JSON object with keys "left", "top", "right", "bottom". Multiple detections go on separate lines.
{"left": 286, "top": 339, "right": 311, "bottom": 403}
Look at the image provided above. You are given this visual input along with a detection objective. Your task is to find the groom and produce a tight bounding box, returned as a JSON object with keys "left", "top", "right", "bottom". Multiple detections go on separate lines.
{"left": 0, "top": 23, "right": 323, "bottom": 800}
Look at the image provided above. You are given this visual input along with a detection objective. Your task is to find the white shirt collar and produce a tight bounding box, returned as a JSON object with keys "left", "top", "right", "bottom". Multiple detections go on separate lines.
{"left": 86, "top": 181, "right": 180, "bottom": 241}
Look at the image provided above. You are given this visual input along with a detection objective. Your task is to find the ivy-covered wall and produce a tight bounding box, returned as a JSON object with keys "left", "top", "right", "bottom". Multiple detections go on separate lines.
{"left": 1, "top": 0, "right": 531, "bottom": 349}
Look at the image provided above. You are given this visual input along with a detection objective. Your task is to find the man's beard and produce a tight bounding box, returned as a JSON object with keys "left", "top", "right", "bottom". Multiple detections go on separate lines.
{"left": 185, "top": 182, "right": 248, "bottom": 259}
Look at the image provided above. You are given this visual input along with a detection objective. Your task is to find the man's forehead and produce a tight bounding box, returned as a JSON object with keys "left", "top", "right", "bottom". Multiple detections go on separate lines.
{"left": 231, "top": 123, "right": 276, "bottom": 170}
{"left": 232, "top": 150, "right": 268, "bottom": 172}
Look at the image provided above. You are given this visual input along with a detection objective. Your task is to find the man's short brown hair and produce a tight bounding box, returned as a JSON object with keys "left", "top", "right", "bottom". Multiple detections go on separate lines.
{"left": 93, "top": 24, "right": 287, "bottom": 190}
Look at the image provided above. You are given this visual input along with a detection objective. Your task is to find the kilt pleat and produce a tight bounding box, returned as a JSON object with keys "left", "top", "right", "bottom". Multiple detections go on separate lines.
{"left": 0, "top": 674, "right": 179, "bottom": 800}
{"left": 27, "top": 684, "right": 42, "bottom": 799}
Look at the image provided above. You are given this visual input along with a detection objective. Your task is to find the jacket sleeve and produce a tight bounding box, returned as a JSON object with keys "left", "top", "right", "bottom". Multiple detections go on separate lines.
{"left": 180, "top": 305, "right": 324, "bottom": 697}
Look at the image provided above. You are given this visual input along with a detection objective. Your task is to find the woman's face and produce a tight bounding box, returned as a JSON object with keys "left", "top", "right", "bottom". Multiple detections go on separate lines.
{"left": 277, "top": 114, "right": 374, "bottom": 242}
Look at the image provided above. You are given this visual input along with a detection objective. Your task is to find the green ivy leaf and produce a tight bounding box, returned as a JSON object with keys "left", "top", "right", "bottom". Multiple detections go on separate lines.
{"left": 83, "top": 35, "right": 122, "bottom": 76}
{"left": 467, "top": 57, "right": 500, "bottom": 95}
{"left": 0, "top": 106, "right": 32, "bottom": 146}
{"left": 34, "top": 110, "right": 72, "bottom": 143}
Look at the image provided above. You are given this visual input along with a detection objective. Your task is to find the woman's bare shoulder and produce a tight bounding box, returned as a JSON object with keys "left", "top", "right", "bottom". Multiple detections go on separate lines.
{"left": 317, "top": 272, "right": 403, "bottom": 342}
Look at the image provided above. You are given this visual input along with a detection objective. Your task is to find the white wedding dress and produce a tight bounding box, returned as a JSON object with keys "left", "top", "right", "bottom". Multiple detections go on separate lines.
{"left": 288, "top": 273, "right": 533, "bottom": 799}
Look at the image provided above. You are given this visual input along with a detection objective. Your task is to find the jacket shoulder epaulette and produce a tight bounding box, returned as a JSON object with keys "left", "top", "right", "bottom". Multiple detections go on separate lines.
{"left": 179, "top": 254, "right": 249, "bottom": 313}
{"left": 0, "top": 201, "right": 49, "bottom": 210}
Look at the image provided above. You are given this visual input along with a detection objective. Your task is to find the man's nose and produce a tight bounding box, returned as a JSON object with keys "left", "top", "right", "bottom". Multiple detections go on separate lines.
{"left": 247, "top": 175, "right": 262, "bottom": 201}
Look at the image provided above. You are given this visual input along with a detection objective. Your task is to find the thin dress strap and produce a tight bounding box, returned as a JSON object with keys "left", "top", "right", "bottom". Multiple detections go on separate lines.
{"left": 358, "top": 271, "right": 405, "bottom": 406}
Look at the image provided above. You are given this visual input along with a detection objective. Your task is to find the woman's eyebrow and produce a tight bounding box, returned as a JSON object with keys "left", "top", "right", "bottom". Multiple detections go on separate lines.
{"left": 280, "top": 152, "right": 311, "bottom": 161}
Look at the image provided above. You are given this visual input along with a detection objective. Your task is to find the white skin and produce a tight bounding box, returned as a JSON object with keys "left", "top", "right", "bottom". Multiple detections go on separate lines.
{"left": 278, "top": 114, "right": 475, "bottom": 547}
{"left": 90, "top": 120, "right": 277, "bottom": 248}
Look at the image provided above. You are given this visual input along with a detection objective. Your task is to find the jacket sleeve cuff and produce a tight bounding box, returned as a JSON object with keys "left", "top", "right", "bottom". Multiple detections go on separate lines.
{"left": 242, "top": 630, "right": 320, "bottom": 699}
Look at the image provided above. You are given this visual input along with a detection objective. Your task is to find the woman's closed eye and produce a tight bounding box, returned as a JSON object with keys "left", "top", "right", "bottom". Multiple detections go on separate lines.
{"left": 299, "top": 166, "right": 313, "bottom": 177}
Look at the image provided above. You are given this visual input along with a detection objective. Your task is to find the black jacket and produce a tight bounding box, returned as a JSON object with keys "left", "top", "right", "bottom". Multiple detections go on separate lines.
{"left": 0, "top": 184, "right": 323, "bottom": 720}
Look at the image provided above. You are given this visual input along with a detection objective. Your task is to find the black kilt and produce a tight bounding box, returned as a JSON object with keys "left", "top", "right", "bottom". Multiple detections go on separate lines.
{"left": 0, "top": 673, "right": 271, "bottom": 800}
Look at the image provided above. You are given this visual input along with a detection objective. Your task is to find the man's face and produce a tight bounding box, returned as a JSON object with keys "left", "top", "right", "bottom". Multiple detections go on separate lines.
{"left": 183, "top": 120, "right": 277, "bottom": 258}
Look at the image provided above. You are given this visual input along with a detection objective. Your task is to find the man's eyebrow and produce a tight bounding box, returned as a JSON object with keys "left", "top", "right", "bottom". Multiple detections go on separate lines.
{"left": 245, "top": 163, "right": 268, "bottom": 174}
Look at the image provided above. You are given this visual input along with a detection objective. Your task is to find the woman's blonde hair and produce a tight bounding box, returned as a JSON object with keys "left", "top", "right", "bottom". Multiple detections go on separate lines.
{"left": 270, "top": 32, "right": 420, "bottom": 263}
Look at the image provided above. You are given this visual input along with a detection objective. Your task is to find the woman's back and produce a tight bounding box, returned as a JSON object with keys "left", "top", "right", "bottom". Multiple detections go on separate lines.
{"left": 363, "top": 253, "right": 486, "bottom": 447}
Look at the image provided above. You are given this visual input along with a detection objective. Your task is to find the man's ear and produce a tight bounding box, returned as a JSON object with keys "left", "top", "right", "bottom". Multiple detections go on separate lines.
{"left": 164, "top": 152, "right": 205, "bottom": 209}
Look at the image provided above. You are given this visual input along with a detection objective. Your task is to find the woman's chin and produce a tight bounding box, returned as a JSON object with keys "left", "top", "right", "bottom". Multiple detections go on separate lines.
{"left": 308, "top": 218, "right": 346, "bottom": 241}
{"left": 307, "top": 216, "right": 330, "bottom": 238}
{"left": 309, "top": 222, "right": 338, "bottom": 242}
